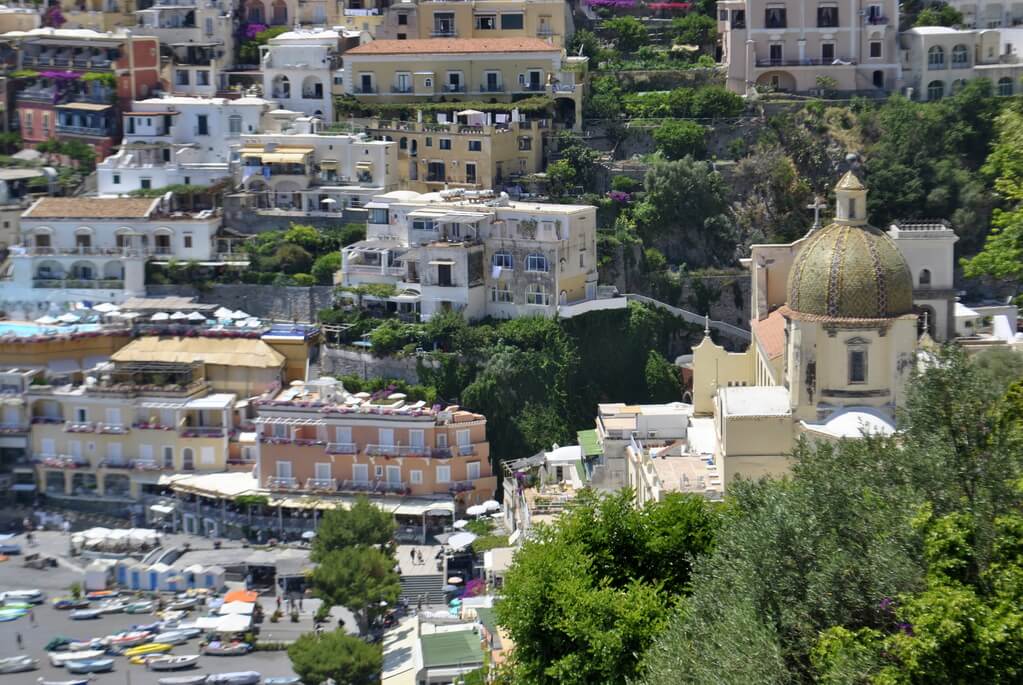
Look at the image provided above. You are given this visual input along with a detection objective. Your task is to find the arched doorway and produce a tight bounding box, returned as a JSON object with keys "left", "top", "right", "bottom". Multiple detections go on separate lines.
{"left": 272, "top": 74, "right": 290, "bottom": 99}
{"left": 270, "top": 0, "right": 288, "bottom": 25}
{"left": 245, "top": 0, "right": 265, "bottom": 23}
{"left": 756, "top": 71, "right": 796, "bottom": 92}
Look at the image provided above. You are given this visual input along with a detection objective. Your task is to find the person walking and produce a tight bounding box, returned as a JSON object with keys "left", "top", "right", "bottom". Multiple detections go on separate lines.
{"left": 28, "top": 609, "right": 35, "bottom": 626}
{"left": 410, "top": 548, "right": 416, "bottom": 565}
{"left": 416, "top": 549, "right": 424, "bottom": 565}
{"left": 15, "top": 633, "right": 22, "bottom": 650}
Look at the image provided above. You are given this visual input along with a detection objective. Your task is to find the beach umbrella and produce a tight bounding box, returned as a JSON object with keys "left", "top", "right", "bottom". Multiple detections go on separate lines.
{"left": 92, "top": 303, "right": 120, "bottom": 313}
{"left": 482, "top": 500, "right": 501, "bottom": 512}
{"left": 151, "top": 312, "right": 170, "bottom": 321}
{"left": 244, "top": 318, "right": 262, "bottom": 328}
{"left": 214, "top": 307, "right": 233, "bottom": 319}
{"left": 449, "top": 597, "right": 462, "bottom": 606}
{"left": 230, "top": 309, "right": 250, "bottom": 320}
{"left": 57, "top": 312, "right": 80, "bottom": 323}
{"left": 447, "top": 576, "right": 463, "bottom": 585}
{"left": 186, "top": 311, "right": 206, "bottom": 321}
{"left": 169, "top": 311, "right": 188, "bottom": 320}
{"left": 447, "top": 532, "right": 477, "bottom": 550}
{"left": 301, "top": 531, "right": 315, "bottom": 540}
{"left": 388, "top": 393, "right": 407, "bottom": 400}
{"left": 465, "top": 504, "right": 486, "bottom": 517}
{"left": 354, "top": 392, "right": 371, "bottom": 399}
{"left": 116, "top": 311, "right": 141, "bottom": 319}
{"left": 442, "top": 584, "right": 459, "bottom": 593}
{"left": 452, "top": 520, "right": 469, "bottom": 530}
{"left": 34, "top": 315, "right": 58, "bottom": 325}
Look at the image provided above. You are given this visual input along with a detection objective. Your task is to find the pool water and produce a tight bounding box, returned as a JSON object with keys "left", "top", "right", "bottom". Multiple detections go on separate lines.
{"left": 0, "top": 322, "right": 101, "bottom": 337}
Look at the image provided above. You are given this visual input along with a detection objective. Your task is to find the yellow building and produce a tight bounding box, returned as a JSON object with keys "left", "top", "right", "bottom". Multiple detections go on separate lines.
{"left": 365, "top": 114, "right": 545, "bottom": 192}
{"left": 341, "top": 37, "right": 586, "bottom": 130}
{"left": 58, "top": 0, "right": 137, "bottom": 31}
{"left": 691, "top": 171, "right": 921, "bottom": 484}
{"left": 415, "top": 0, "right": 569, "bottom": 46}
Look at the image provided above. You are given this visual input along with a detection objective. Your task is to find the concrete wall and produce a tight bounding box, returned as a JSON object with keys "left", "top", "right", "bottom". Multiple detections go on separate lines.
{"left": 146, "top": 284, "right": 335, "bottom": 323}
{"left": 320, "top": 346, "right": 429, "bottom": 383}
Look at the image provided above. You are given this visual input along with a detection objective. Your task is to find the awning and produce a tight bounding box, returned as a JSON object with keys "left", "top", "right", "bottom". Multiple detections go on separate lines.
{"left": 318, "top": 159, "right": 339, "bottom": 169}
{"left": 260, "top": 152, "right": 309, "bottom": 164}
{"left": 83, "top": 355, "right": 110, "bottom": 370}
{"left": 390, "top": 500, "right": 455, "bottom": 516}
{"left": 356, "top": 161, "right": 373, "bottom": 169}
{"left": 47, "top": 359, "right": 80, "bottom": 374}
{"left": 57, "top": 102, "right": 111, "bottom": 112}
{"left": 428, "top": 260, "right": 456, "bottom": 266}
{"left": 149, "top": 504, "right": 175, "bottom": 515}
{"left": 577, "top": 429, "right": 601, "bottom": 457}
{"left": 363, "top": 202, "right": 389, "bottom": 210}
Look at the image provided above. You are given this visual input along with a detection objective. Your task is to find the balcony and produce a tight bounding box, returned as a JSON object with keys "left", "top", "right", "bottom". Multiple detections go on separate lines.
{"left": 97, "top": 423, "right": 129, "bottom": 434}
{"left": 34, "top": 455, "right": 89, "bottom": 469}
{"left": 365, "top": 443, "right": 399, "bottom": 457}
{"left": 305, "top": 477, "right": 337, "bottom": 491}
{"left": 33, "top": 278, "right": 125, "bottom": 290}
{"left": 755, "top": 57, "right": 857, "bottom": 67}
{"left": 97, "top": 459, "right": 132, "bottom": 469}
{"left": 391, "top": 85, "right": 414, "bottom": 94}
{"left": 339, "top": 479, "right": 407, "bottom": 494}
{"left": 455, "top": 444, "right": 476, "bottom": 456}
{"left": 353, "top": 86, "right": 378, "bottom": 94}
{"left": 17, "top": 87, "right": 57, "bottom": 103}
{"left": 443, "top": 84, "right": 466, "bottom": 93}
{"left": 865, "top": 15, "right": 889, "bottom": 24}
{"left": 431, "top": 28, "right": 457, "bottom": 36}
{"left": 447, "top": 479, "right": 475, "bottom": 493}
{"left": 518, "top": 82, "right": 546, "bottom": 92}
{"left": 64, "top": 421, "right": 96, "bottom": 433}
{"left": 267, "top": 476, "right": 298, "bottom": 490}
{"left": 479, "top": 83, "right": 504, "bottom": 93}
{"left": 326, "top": 442, "right": 358, "bottom": 454}
{"left": 132, "top": 459, "right": 166, "bottom": 471}
{"left": 344, "top": 263, "right": 407, "bottom": 277}
{"left": 0, "top": 423, "right": 28, "bottom": 434}
{"left": 180, "top": 426, "right": 226, "bottom": 438}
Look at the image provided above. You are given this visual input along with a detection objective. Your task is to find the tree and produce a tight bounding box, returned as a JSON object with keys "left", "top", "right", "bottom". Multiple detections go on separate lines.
{"left": 644, "top": 350, "right": 681, "bottom": 402}
{"left": 274, "top": 243, "right": 313, "bottom": 274}
{"left": 287, "top": 630, "right": 382, "bottom": 685}
{"left": 566, "top": 28, "right": 600, "bottom": 61}
{"left": 311, "top": 495, "right": 396, "bottom": 560}
{"left": 669, "top": 13, "right": 716, "bottom": 47}
{"left": 653, "top": 120, "right": 707, "bottom": 160}
{"left": 311, "top": 252, "right": 342, "bottom": 285}
{"left": 602, "top": 16, "right": 648, "bottom": 53}
{"left": 545, "top": 159, "right": 577, "bottom": 198}
{"left": 283, "top": 224, "right": 324, "bottom": 252}
{"left": 914, "top": 2, "right": 963, "bottom": 26}
{"left": 311, "top": 547, "right": 401, "bottom": 635}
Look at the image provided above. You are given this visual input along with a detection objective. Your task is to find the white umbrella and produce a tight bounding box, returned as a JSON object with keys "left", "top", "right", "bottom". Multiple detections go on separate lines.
{"left": 116, "top": 311, "right": 141, "bottom": 319}
{"left": 230, "top": 309, "right": 250, "bottom": 320}
{"left": 186, "top": 311, "right": 206, "bottom": 321}
{"left": 34, "top": 315, "right": 58, "bottom": 325}
{"left": 214, "top": 307, "right": 233, "bottom": 319}
{"left": 92, "top": 302, "right": 120, "bottom": 313}
{"left": 466, "top": 504, "right": 487, "bottom": 517}
{"left": 388, "top": 393, "right": 407, "bottom": 400}
{"left": 452, "top": 520, "right": 469, "bottom": 530}
{"left": 320, "top": 197, "right": 337, "bottom": 205}
{"left": 57, "top": 312, "right": 80, "bottom": 323}
{"left": 301, "top": 530, "right": 316, "bottom": 540}
{"left": 169, "top": 311, "right": 188, "bottom": 320}
{"left": 447, "top": 532, "right": 477, "bottom": 550}
{"left": 151, "top": 312, "right": 170, "bottom": 321}
{"left": 244, "top": 318, "right": 262, "bottom": 328}
{"left": 482, "top": 499, "right": 501, "bottom": 512}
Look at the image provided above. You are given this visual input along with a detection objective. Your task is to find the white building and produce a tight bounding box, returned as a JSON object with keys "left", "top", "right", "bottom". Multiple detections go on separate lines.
{"left": 4, "top": 196, "right": 220, "bottom": 314}
{"left": 949, "top": 0, "right": 1023, "bottom": 28}
{"left": 97, "top": 96, "right": 276, "bottom": 195}
{"left": 886, "top": 220, "right": 958, "bottom": 341}
{"left": 901, "top": 26, "right": 1023, "bottom": 100}
{"left": 234, "top": 111, "right": 398, "bottom": 213}
{"left": 340, "top": 188, "right": 603, "bottom": 322}
{"left": 260, "top": 28, "right": 341, "bottom": 122}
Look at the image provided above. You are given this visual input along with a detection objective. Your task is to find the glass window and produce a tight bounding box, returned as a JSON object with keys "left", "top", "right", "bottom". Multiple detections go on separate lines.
{"left": 525, "top": 253, "right": 549, "bottom": 272}
{"left": 817, "top": 5, "right": 838, "bottom": 27}
{"left": 822, "top": 43, "right": 835, "bottom": 62}
{"left": 928, "top": 45, "right": 945, "bottom": 69}
{"left": 919, "top": 269, "right": 931, "bottom": 286}
{"left": 951, "top": 44, "right": 969, "bottom": 67}
{"left": 526, "top": 283, "right": 549, "bottom": 306}
{"left": 848, "top": 349, "right": 867, "bottom": 384}
{"left": 412, "top": 219, "right": 435, "bottom": 231}
{"left": 870, "top": 41, "right": 882, "bottom": 58}
{"left": 501, "top": 12, "right": 524, "bottom": 29}
{"left": 492, "top": 252, "right": 513, "bottom": 269}
{"left": 468, "top": 140, "right": 482, "bottom": 151}
{"left": 410, "top": 470, "right": 422, "bottom": 484}
{"left": 927, "top": 80, "right": 945, "bottom": 100}
{"left": 439, "top": 138, "right": 451, "bottom": 150}
{"left": 491, "top": 285, "right": 513, "bottom": 302}
{"left": 436, "top": 465, "right": 451, "bottom": 483}
{"left": 765, "top": 6, "right": 786, "bottom": 28}
{"left": 998, "top": 76, "right": 1013, "bottom": 95}
{"left": 475, "top": 14, "right": 495, "bottom": 29}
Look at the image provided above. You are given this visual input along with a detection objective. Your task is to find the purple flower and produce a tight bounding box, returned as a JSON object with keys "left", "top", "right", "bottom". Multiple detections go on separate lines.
{"left": 608, "top": 190, "right": 631, "bottom": 203}
{"left": 898, "top": 622, "right": 914, "bottom": 636}
{"left": 244, "top": 23, "right": 268, "bottom": 39}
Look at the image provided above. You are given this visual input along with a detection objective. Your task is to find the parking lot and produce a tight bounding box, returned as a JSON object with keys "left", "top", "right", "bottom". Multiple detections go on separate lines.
{"left": 0, "top": 533, "right": 301, "bottom": 684}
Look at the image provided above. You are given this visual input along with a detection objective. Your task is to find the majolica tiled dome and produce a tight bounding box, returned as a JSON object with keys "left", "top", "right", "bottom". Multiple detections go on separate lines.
{"left": 786, "top": 221, "right": 913, "bottom": 320}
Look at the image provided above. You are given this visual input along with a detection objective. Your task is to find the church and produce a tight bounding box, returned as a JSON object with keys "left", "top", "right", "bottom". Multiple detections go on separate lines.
{"left": 690, "top": 171, "right": 958, "bottom": 484}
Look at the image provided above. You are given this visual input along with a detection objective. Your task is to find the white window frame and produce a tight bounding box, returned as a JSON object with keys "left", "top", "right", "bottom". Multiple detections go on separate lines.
{"left": 436, "top": 465, "right": 451, "bottom": 483}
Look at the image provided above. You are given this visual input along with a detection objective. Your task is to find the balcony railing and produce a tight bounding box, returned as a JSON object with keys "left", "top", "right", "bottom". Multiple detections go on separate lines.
{"left": 455, "top": 444, "right": 476, "bottom": 456}
{"left": 339, "top": 479, "right": 408, "bottom": 494}
{"left": 326, "top": 442, "right": 357, "bottom": 454}
{"left": 305, "top": 477, "right": 337, "bottom": 490}
{"left": 865, "top": 15, "right": 889, "bottom": 24}
{"left": 479, "top": 84, "right": 504, "bottom": 93}
{"left": 56, "top": 124, "right": 113, "bottom": 137}
{"left": 33, "top": 279, "right": 125, "bottom": 290}
{"left": 391, "top": 85, "right": 414, "bottom": 93}
{"left": 97, "top": 459, "right": 132, "bottom": 469}
{"left": 344, "top": 263, "right": 406, "bottom": 277}
{"left": 431, "top": 27, "right": 457, "bottom": 36}
{"left": 97, "top": 423, "right": 129, "bottom": 434}
{"left": 180, "top": 426, "right": 226, "bottom": 438}
{"left": 448, "top": 479, "right": 475, "bottom": 493}
{"left": 353, "top": 86, "right": 378, "bottom": 94}
{"left": 0, "top": 423, "right": 28, "bottom": 433}
{"left": 443, "top": 84, "right": 466, "bottom": 93}
{"left": 267, "top": 476, "right": 298, "bottom": 490}
{"left": 365, "top": 443, "right": 399, "bottom": 457}
{"left": 755, "top": 57, "right": 857, "bottom": 67}
{"left": 65, "top": 421, "right": 96, "bottom": 433}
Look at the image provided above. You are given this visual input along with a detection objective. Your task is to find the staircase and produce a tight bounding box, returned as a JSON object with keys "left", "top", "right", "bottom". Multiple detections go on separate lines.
{"left": 399, "top": 573, "right": 446, "bottom": 606}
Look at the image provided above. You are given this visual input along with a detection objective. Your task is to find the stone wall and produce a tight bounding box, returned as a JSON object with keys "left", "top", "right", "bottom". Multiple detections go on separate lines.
{"left": 320, "top": 346, "right": 434, "bottom": 384}
{"left": 146, "top": 284, "right": 335, "bottom": 322}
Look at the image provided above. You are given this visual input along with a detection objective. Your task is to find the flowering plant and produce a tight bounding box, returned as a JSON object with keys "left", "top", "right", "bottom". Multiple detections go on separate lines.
{"left": 609, "top": 190, "right": 631, "bottom": 203}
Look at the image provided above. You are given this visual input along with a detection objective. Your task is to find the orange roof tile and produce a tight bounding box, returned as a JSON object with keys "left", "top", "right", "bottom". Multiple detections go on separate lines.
{"left": 23, "top": 197, "right": 159, "bottom": 219}
{"left": 345, "top": 37, "right": 559, "bottom": 55}
{"left": 752, "top": 309, "right": 786, "bottom": 360}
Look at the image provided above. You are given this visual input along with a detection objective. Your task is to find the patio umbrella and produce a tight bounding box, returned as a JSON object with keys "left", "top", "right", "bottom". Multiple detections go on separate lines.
{"left": 92, "top": 302, "right": 120, "bottom": 313}
{"left": 320, "top": 197, "right": 337, "bottom": 206}
{"left": 301, "top": 531, "right": 315, "bottom": 540}
{"left": 354, "top": 392, "right": 371, "bottom": 399}
{"left": 465, "top": 504, "right": 487, "bottom": 517}
{"left": 186, "top": 311, "right": 206, "bottom": 321}
{"left": 169, "top": 311, "right": 188, "bottom": 320}
{"left": 244, "top": 318, "right": 263, "bottom": 328}
{"left": 482, "top": 499, "right": 501, "bottom": 512}
{"left": 151, "top": 312, "right": 170, "bottom": 321}
{"left": 447, "top": 576, "right": 463, "bottom": 585}
{"left": 214, "top": 307, "right": 233, "bottom": 319}
{"left": 447, "top": 532, "right": 477, "bottom": 550}
{"left": 442, "top": 584, "right": 459, "bottom": 593}
{"left": 231, "top": 309, "right": 250, "bottom": 320}
{"left": 388, "top": 393, "right": 407, "bottom": 400}
{"left": 452, "top": 520, "right": 469, "bottom": 530}
{"left": 116, "top": 311, "right": 141, "bottom": 319}
{"left": 449, "top": 597, "right": 462, "bottom": 606}
{"left": 34, "top": 315, "right": 58, "bottom": 325}
{"left": 57, "top": 312, "right": 80, "bottom": 323}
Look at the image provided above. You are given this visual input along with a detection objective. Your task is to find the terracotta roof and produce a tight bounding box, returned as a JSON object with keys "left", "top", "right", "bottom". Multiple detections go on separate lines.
{"left": 752, "top": 309, "right": 786, "bottom": 360}
{"left": 345, "top": 37, "right": 558, "bottom": 55}
{"left": 23, "top": 197, "right": 159, "bottom": 219}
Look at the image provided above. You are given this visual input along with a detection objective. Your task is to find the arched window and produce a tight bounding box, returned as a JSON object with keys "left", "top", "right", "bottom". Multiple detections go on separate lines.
{"left": 951, "top": 44, "right": 969, "bottom": 67}
{"left": 399, "top": 137, "right": 407, "bottom": 150}
{"left": 928, "top": 45, "right": 945, "bottom": 69}
{"left": 927, "top": 80, "right": 945, "bottom": 100}
{"left": 998, "top": 76, "right": 1013, "bottom": 96}
{"left": 491, "top": 252, "right": 513, "bottom": 269}
{"left": 848, "top": 198, "right": 857, "bottom": 219}
{"left": 525, "top": 253, "right": 548, "bottom": 272}
{"left": 919, "top": 268, "right": 931, "bottom": 286}
{"left": 182, "top": 448, "right": 194, "bottom": 471}
{"left": 526, "top": 283, "right": 549, "bottom": 306}
{"left": 228, "top": 114, "right": 242, "bottom": 135}
{"left": 951, "top": 79, "right": 967, "bottom": 94}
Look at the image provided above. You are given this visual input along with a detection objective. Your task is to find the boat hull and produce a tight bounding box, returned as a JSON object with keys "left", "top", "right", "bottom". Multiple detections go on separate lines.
{"left": 66, "top": 658, "right": 115, "bottom": 674}
{"left": 148, "top": 655, "right": 200, "bottom": 671}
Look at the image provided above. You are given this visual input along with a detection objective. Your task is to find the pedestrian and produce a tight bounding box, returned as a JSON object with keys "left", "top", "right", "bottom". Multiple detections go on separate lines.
{"left": 28, "top": 609, "right": 34, "bottom": 626}
{"left": 15, "top": 633, "right": 22, "bottom": 650}
{"left": 417, "top": 594, "right": 423, "bottom": 612}
{"left": 416, "top": 549, "right": 424, "bottom": 565}
{"left": 62, "top": 519, "right": 71, "bottom": 535}
{"left": 298, "top": 597, "right": 303, "bottom": 612}
{"left": 410, "top": 548, "right": 416, "bottom": 565}
{"left": 276, "top": 595, "right": 282, "bottom": 611}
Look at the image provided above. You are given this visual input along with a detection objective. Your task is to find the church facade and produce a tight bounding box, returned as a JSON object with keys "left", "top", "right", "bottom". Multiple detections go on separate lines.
{"left": 690, "top": 172, "right": 956, "bottom": 484}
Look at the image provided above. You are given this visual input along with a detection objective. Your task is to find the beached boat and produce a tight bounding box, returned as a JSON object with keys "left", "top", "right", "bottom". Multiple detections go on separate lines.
{"left": 96, "top": 600, "right": 126, "bottom": 614}
{"left": 44, "top": 636, "right": 74, "bottom": 652}
{"left": 205, "top": 672, "right": 261, "bottom": 685}
{"left": 129, "top": 654, "right": 169, "bottom": 666}
{"left": 153, "top": 630, "right": 199, "bottom": 645}
{"left": 0, "top": 655, "right": 38, "bottom": 673}
{"left": 53, "top": 598, "right": 90, "bottom": 610}
{"left": 124, "top": 600, "right": 155, "bottom": 614}
{"left": 84, "top": 590, "right": 118, "bottom": 601}
{"left": 69, "top": 609, "right": 102, "bottom": 620}
{"left": 124, "top": 642, "right": 173, "bottom": 658}
{"left": 67, "top": 639, "right": 104, "bottom": 652}
{"left": 2, "top": 589, "right": 44, "bottom": 604}
{"left": 167, "top": 597, "right": 200, "bottom": 611}
{"left": 159, "top": 610, "right": 187, "bottom": 624}
{"left": 108, "top": 630, "right": 152, "bottom": 648}
{"left": 132, "top": 621, "right": 163, "bottom": 633}
{"left": 262, "top": 677, "right": 301, "bottom": 684}
{"left": 0, "top": 608, "right": 26, "bottom": 621}
{"left": 65, "top": 658, "right": 114, "bottom": 674}
{"left": 202, "top": 642, "right": 251, "bottom": 656}
{"left": 147, "top": 655, "right": 200, "bottom": 671}
{"left": 157, "top": 675, "right": 207, "bottom": 685}
{"left": 49, "top": 649, "right": 106, "bottom": 667}
{"left": 36, "top": 678, "right": 96, "bottom": 685}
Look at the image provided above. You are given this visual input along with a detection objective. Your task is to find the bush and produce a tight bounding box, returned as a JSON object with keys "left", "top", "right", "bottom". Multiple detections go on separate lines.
{"left": 274, "top": 243, "right": 313, "bottom": 274}
{"left": 653, "top": 120, "right": 707, "bottom": 160}
{"left": 312, "top": 252, "right": 342, "bottom": 285}
{"left": 291, "top": 273, "right": 316, "bottom": 286}
{"left": 612, "top": 176, "right": 640, "bottom": 193}
{"left": 602, "top": 17, "right": 648, "bottom": 53}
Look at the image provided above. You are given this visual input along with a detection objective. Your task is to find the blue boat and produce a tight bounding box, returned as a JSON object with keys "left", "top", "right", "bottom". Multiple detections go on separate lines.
{"left": 65, "top": 657, "right": 115, "bottom": 674}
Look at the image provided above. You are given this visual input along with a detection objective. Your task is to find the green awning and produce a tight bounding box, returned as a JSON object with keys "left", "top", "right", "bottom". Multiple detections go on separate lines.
{"left": 574, "top": 458, "right": 587, "bottom": 482}
{"left": 475, "top": 607, "right": 498, "bottom": 636}
{"left": 421, "top": 630, "right": 483, "bottom": 669}
{"left": 577, "top": 429, "right": 601, "bottom": 457}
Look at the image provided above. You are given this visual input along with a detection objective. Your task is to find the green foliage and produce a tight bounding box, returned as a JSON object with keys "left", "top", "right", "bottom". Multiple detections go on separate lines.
{"left": 274, "top": 243, "right": 313, "bottom": 274}
{"left": 611, "top": 175, "right": 640, "bottom": 193}
{"left": 238, "top": 25, "right": 289, "bottom": 64}
{"left": 311, "top": 547, "right": 401, "bottom": 635}
{"left": 602, "top": 16, "right": 648, "bottom": 53}
{"left": 644, "top": 350, "right": 681, "bottom": 403}
{"left": 668, "top": 13, "right": 717, "bottom": 46}
{"left": 914, "top": 2, "right": 963, "bottom": 26}
{"left": 80, "top": 71, "right": 116, "bottom": 88}
{"left": 566, "top": 28, "right": 600, "bottom": 61}
{"left": 311, "top": 495, "right": 397, "bottom": 561}
{"left": 652, "top": 120, "right": 707, "bottom": 160}
{"left": 287, "top": 630, "right": 382, "bottom": 685}
{"left": 497, "top": 490, "right": 718, "bottom": 685}
{"left": 545, "top": 159, "right": 577, "bottom": 198}
{"left": 333, "top": 375, "right": 437, "bottom": 405}
{"left": 311, "top": 252, "right": 342, "bottom": 285}
{"left": 282, "top": 224, "right": 323, "bottom": 251}
{"left": 128, "top": 183, "right": 218, "bottom": 198}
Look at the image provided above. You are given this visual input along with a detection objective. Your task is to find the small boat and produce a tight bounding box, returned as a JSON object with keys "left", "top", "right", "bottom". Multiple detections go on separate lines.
{"left": 167, "top": 597, "right": 200, "bottom": 611}
{"left": 124, "top": 600, "right": 155, "bottom": 614}
{"left": 36, "top": 678, "right": 96, "bottom": 685}
{"left": 2, "top": 601, "right": 32, "bottom": 610}
{"left": 53, "top": 598, "right": 91, "bottom": 610}
{"left": 159, "top": 610, "right": 187, "bottom": 624}
{"left": 130, "top": 654, "right": 170, "bottom": 666}
{"left": 158, "top": 675, "right": 208, "bottom": 685}
{"left": 49, "top": 649, "right": 106, "bottom": 667}
{"left": 202, "top": 641, "right": 251, "bottom": 656}
{"left": 262, "top": 677, "right": 301, "bottom": 685}
{"left": 0, "top": 655, "right": 38, "bottom": 673}
{"left": 153, "top": 630, "right": 198, "bottom": 645}
{"left": 108, "top": 630, "right": 152, "bottom": 647}
{"left": 65, "top": 658, "right": 114, "bottom": 674}
{"left": 69, "top": 609, "right": 101, "bottom": 620}
{"left": 44, "top": 636, "right": 74, "bottom": 652}
{"left": 67, "top": 639, "right": 104, "bottom": 651}
{"left": 124, "top": 642, "right": 173, "bottom": 658}
{"left": 147, "top": 655, "right": 200, "bottom": 671}
{"left": 84, "top": 590, "right": 118, "bottom": 601}
{"left": 97, "top": 600, "right": 126, "bottom": 614}
{"left": 2, "top": 589, "right": 44, "bottom": 604}
{"left": 0, "top": 608, "right": 26, "bottom": 621}
{"left": 133, "top": 621, "right": 163, "bottom": 633}
{"left": 205, "top": 672, "right": 261, "bottom": 685}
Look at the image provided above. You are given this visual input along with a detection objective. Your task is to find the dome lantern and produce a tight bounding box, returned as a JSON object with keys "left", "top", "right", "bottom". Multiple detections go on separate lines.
{"left": 834, "top": 170, "right": 867, "bottom": 226}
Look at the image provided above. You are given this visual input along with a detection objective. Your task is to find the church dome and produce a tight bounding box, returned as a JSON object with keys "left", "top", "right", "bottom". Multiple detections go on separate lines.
{"left": 786, "top": 221, "right": 914, "bottom": 320}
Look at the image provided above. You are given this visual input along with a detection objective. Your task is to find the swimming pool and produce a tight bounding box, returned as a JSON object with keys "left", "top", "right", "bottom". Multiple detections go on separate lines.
{"left": 0, "top": 322, "right": 102, "bottom": 337}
